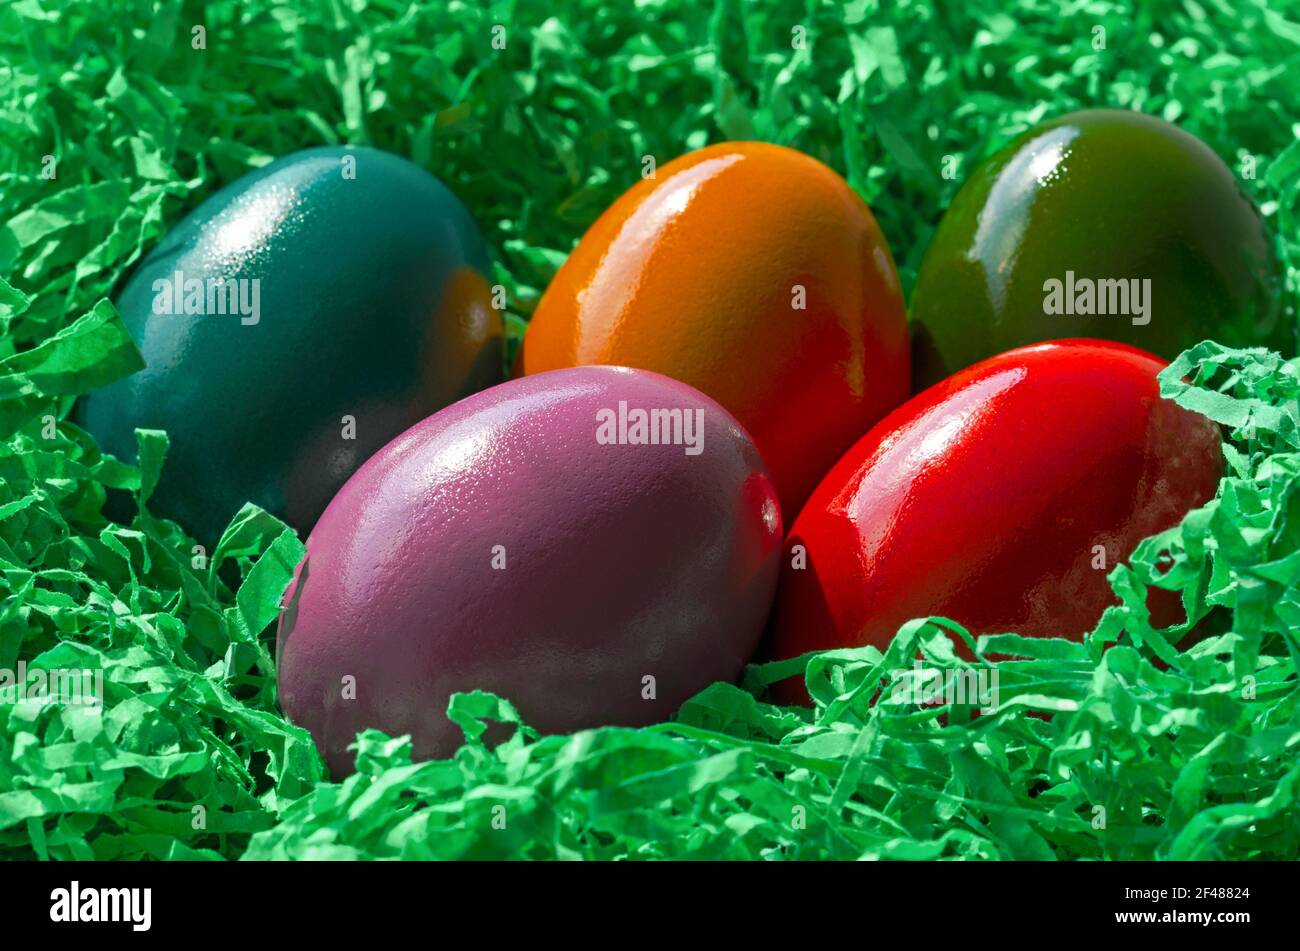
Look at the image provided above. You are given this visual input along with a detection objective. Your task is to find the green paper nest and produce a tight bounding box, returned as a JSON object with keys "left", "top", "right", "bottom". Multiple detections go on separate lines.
{"left": 1, "top": 0, "right": 1298, "bottom": 860}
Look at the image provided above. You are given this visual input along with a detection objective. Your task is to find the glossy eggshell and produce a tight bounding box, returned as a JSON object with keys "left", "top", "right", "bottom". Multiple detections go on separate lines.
{"left": 910, "top": 110, "right": 1288, "bottom": 386}
{"left": 78, "top": 146, "right": 502, "bottom": 544}
{"left": 276, "top": 366, "right": 783, "bottom": 774}
{"left": 765, "top": 339, "right": 1222, "bottom": 696}
{"left": 519, "top": 141, "right": 910, "bottom": 520}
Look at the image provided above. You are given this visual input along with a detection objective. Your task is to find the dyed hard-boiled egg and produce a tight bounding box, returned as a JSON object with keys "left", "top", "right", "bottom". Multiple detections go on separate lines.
{"left": 910, "top": 110, "right": 1287, "bottom": 385}
{"left": 519, "top": 141, "right": 910, "bottom": 519}
{"left": 766, "top": 340, "right": 1222, "bottom": 686}
{"left": 79, "top": 146, "right": 501, "bottom": 543}
{"left": 277, "top": 366, "right": 782, "bottom": 774}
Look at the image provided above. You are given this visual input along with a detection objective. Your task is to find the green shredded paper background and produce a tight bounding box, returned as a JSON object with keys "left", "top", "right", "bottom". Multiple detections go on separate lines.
{"left": 2, "top": 0, "right": 1299, "bottom": 860}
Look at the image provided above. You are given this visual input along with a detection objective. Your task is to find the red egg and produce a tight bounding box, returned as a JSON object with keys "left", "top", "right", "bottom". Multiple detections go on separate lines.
{"left": 765, "top": 339, "right": 1222, "bottom": 692}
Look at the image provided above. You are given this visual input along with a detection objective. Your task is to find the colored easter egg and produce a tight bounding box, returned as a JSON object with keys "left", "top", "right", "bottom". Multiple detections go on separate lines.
{"left": 766, "top": 339, "right": 1222, "bottom": 687}
{"left": 276, "top": 366, "right": 782, "bottom": 774}
{"left": 78, "top": 146, "right": 502, "bottom": 543}
{"left": 519, "top": 141, "right": 910, "bottom": 520}
{"left": 910, "top": 110, "right": 1287, "bottom": 386}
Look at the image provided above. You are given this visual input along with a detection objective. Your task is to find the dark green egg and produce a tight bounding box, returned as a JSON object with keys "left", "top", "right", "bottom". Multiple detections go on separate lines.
{"left": 79, "top": 146, "right": 502, "bottom": 544}
{"left": 910, "top": 109, "right": 1288, "bottom": 385}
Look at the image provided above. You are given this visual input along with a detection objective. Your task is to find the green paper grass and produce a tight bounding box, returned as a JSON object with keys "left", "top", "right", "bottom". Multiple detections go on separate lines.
{"left": 1, "top": 0, "right": 1298, "bottom": 860}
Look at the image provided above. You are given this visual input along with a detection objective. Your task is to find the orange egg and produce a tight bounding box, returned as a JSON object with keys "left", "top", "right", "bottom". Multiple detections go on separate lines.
{"left": 519, "top": 141, "right": 910, "bottom": 518}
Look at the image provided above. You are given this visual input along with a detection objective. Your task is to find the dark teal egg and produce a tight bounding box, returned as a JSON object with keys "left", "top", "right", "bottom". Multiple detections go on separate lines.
{"left": 79, "top": 146, "right": 502, "bottom": 543}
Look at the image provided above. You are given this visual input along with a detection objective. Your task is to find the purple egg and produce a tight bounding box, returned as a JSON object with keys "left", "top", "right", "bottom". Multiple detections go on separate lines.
{"left": 276, "top": 366, "right": 782, "bottom": 774}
